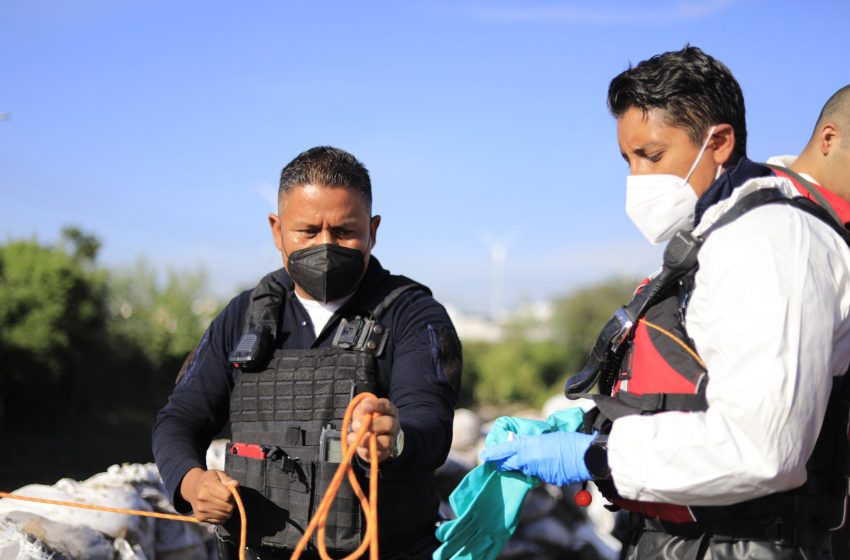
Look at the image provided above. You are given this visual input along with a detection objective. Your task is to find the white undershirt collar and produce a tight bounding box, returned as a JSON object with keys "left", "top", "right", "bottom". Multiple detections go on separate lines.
{"left": 294, "top": 292, "right": 354, "bottom": 336}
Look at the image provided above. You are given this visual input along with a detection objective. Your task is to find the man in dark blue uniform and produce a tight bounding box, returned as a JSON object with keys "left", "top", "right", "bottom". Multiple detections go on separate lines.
{"left": 153, "top": 146, "right": 462, "bottom": 559}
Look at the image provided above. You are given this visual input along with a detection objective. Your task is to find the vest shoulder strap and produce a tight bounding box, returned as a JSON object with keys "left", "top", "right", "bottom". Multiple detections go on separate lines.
{"left": 360, "top": 274, "right": 432, "bottom": 321}
{"left": 700, "top": 187, "right": 788, "bottom": 238}
{"left": 785, "top": 196, "right": 850, "bottom": 245}
{"left": 330, "top": 274, "right": 431, "bottom": 355}
{"left": 702, "top": 187, "right": 850, "bottom": 247}
{"left": 242, "top": 270, "right": 285, "bottom": 338}
{"left": 225, "top": 271, "right": 285, "bottom": 370}
{"left": 764, "top": 163, "right": 844, "bottom": 228}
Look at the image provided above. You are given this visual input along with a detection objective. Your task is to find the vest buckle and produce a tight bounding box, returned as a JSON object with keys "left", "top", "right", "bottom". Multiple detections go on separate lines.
{"left": 763, "top": 518, "right": 798, "bottom": 546}
{"left": 280, "top": 453, "right": 300, "bottom": 474}
{"left": 333, "top": 317, "right": 389, "bottom": 356}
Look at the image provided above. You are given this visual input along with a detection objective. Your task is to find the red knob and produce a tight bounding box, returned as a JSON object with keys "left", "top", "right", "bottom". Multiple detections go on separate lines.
{"left": 574, "top": 489, "right": 592, "bottom": 507}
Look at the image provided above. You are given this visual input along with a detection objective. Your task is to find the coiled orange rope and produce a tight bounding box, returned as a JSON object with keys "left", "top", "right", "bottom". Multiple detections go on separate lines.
{"left": 0, "top": 393, "right": 382, "bottom": 560}
{"left": 292, "top": 391, "right": 381, "bottom": 560}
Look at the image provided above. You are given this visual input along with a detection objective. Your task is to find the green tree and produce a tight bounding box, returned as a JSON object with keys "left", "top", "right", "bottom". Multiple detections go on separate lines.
{"left": 460, "top": 277, "right": 639, "bottom": 409}
{"left": 0, "top": 228, "right": 223, "bottom": 486}
{"left": 550, "top": 278, "right": 639, "bottom": 382}
{"left": 107, "top": 259, "right": 219, "bottom": 368}
{"left": 464, "top": 337, "right": 567, "bottom": 406}
{"left": 103, "top": 259, "right": 221, "bottom": 409}
{"left": 0, "top": 230, "right": 220, "bottom": 422}
{"left": 0, "top": 233, "right": 107, "bottom": 421}
{"left": 60, "top": 226, "right": 101, "bottom": 263}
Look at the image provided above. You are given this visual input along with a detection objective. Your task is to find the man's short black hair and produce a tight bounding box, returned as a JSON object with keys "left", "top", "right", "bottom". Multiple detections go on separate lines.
{"left": 279, "top": 146, "right": 372, "bottom": 208}
{"left": 607, "top": 45, "right": 747, "bottom": 164}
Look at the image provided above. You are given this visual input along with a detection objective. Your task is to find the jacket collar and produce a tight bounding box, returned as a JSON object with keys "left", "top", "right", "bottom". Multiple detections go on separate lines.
{"left": 694, "top": 157, "right": 774, "bottom": 227}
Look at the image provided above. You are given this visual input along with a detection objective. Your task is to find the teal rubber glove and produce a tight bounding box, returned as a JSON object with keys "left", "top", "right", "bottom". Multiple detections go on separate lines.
{"left": 480, "top": 431, "right": 595, "bottom": 486}
{"left": 433, "top": 409, "right": 585, "bottom": 560}
{"left": 433, "top": 463, "right": 530, "bottom": 560}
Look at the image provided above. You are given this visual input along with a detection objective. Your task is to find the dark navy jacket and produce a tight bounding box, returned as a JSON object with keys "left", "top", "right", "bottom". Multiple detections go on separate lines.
{"left": 152, "top": 258, "right": 461, "bottom": 548}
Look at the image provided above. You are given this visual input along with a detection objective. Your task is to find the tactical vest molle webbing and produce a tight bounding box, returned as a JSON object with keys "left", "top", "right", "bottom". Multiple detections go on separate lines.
{"left": 220, "top": 271, "right": 429, "bottom": 553}
{"left": 567, "top": 187, "right": 850, "bottom": 532}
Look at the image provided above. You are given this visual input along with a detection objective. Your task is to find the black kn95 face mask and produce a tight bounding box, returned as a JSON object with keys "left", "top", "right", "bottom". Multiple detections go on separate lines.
{"left": 286, "top": 243, "right": 365, "bottom": 302}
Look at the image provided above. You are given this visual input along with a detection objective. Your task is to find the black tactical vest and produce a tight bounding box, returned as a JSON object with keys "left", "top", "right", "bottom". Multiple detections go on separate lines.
{"left": 219, "top": 271, "right": 429, "bottom": 553}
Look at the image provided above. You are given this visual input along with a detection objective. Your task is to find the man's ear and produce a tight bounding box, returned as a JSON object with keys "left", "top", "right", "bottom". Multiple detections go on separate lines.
{"left": 269, "top": 213, "right": 284, "bottom": 253}
{"left": 369, "top": 215, "right": 381, "bottom": 250}
{"left": 710, "top": 124, "right": 736, "bottom": 167}
{"left": 817, "top": 123, "right": 839, "bottom": 156}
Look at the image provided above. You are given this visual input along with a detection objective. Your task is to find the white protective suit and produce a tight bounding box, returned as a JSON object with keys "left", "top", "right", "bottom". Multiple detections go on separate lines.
{"left": 608, "top": 170, "right": 850, "bottom": 506}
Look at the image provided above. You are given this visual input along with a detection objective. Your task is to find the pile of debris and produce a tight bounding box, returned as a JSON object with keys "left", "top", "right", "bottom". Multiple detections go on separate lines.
{"left": 0, "top": 463, "right": 216, "bottom": 560}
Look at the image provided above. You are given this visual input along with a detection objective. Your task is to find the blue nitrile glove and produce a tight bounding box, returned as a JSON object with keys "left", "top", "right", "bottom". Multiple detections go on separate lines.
{"left": 480, "top": 431, "right": 595, "bottom": 486}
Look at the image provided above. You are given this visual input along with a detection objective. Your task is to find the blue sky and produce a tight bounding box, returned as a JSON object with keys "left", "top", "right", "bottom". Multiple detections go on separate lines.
{"left": 3, "top": 0, "right": 849, "bottom": 314}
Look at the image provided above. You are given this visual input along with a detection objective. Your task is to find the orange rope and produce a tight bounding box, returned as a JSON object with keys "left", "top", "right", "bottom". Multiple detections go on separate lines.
{"left": 639, "top": 318, "right": 707, "bottom": 368}
{"left": 0, "top": 486, "right": 247, "bottom": 560}
{"left": 230, "top": 485, "right": 248, "bottom": 558}
{"left": 292, "top": 391, "right": 381, "bottom": 560}
{"left": 0, "top": 394, "right": 380, "bottom": 560}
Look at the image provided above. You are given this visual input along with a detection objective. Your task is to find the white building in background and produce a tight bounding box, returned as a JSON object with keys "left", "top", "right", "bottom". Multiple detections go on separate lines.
{"left": 445, "top": 305, "right": 504, "bottom": 343}
{"left": 511, "top": 300, "right": 556, "bottom": 342}
{"left": 445, "top": 300, "right": 556, "bottom": 344}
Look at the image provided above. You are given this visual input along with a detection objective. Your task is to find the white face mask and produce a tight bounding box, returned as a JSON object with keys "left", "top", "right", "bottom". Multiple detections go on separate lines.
{"left": 625, "top": 126, "right": 718, "bottom": 245}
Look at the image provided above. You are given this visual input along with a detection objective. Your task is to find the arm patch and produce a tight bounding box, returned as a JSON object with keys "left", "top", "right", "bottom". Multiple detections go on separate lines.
{"left": 174, "top": 329, "right": 210, "bottom": 386}
{"left": 427, "top": 324, "right": 463, "bottom": 394}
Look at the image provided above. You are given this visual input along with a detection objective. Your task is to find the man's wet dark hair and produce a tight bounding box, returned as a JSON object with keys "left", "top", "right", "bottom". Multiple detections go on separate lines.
{"left": 607, "top": 45, "right": 747, "bottom": 164}
{"left": 811, "top": 84, "right": 850, "bottom": 147}
{"left": 279, "top": 146, "right": 372, "bottom": 208}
